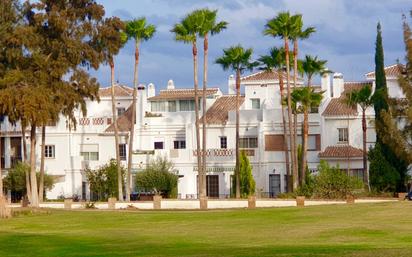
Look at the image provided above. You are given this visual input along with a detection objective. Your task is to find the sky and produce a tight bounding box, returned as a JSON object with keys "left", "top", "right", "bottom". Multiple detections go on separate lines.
{"left": 91, "top": 0, "right": 411, "bottom": 93}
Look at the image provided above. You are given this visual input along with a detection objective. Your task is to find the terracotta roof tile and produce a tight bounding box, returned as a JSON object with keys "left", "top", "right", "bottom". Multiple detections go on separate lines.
{"left": 366, "top": 64, "right": 404, "bottom": 79}
{"left": 200, "top": 96, "right": 245, "bottom": 124}
{"left": 148, "top": 88, "right": 219, "bottom": 101}
{"left": 241, "top": 69, "right": 303, "bottom": 82}
{"left": 322, "top": 81, "right": 372, "bottom": 116}
{"left": 99, "top": 85, "right": 134, "bottom": 98}
{"left": 105, "top": 105, "right": 133, "bottom": 132}
{"left": 319, "top": 145, "right": 364, "bottom": 158}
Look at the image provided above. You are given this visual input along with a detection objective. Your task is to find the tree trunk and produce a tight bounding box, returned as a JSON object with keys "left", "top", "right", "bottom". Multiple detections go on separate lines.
{"left": 38, "top": 126, "right": 46, "bottom": 202}
{"left": 127, "top": 41, "right": 140, "bottom": 202}
{"left": 284, "top": 38, "right": 297, "bottom": 191}
{"left": 292, "top": 39, "right": 299, "bottom": 190}
{"left": 301, "top": 110, "right": 308, "bottom": 185}
{"left": 362, "top": 109, "right": 370, "bottom": 191}
{"left": 279, "top": 71, "right": 291, "bottom": 192}
{"left": 110, "top": 61, "right": 123, "bottom": 201}
{"left": 192, "top": 41, "right": 203, "bottom": 198}
{"left": 201, "top": 35, "right": 208, "bottom": 198}
{"left": 0, "top": 131, "right": 2, "bottom": 197}
{"left": 21, "top": 122, "right": 31, "bottom": 203}
{"left": 235, "top": 69, "right": 241, "bottom": 199}
{"left": 29, "top": 125, "right": 39, "bottom": 207}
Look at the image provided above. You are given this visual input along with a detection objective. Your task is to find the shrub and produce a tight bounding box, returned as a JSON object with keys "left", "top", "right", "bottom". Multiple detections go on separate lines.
{"left": 85, "top": 159, "right": 126, "bottom": 201}
{"left": 369, "top": 143, "right": 400, "bottom": 192}
{"left": 312, "top": 161, "right": 363, "bottom": 199}
{"left": 295, "top": 171, "right": 315, "bottom": 197}
{"left": 135, "top": 156, "right": 178, "bottom": 198}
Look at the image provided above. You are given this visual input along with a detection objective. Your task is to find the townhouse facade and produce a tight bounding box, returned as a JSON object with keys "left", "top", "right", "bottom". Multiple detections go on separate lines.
{"left": 0, "top": 64, "right": 405, "bottom": 200}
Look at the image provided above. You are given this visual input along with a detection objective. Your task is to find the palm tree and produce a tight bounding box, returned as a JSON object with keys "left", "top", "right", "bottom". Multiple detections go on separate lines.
{"left": 124, "top": 18, "right": 156, "bottom": 202}
{"left": 299, "top": 55, "right": 326, "bottom": 184}
{"left": 290, "top": 14, "right": 315, "bottom": 189}
{"left": 171, "top": 11, "right": 204, "bottom": 198}
{"left": 346, "top": 85, "right": 373, "bottom": 191}
{"left": 291, "top": 87, "right": 323, "bottom": 185}
{"left": 216, "top": 45, "right": 259, "bottom": 198}
{"left": 21, "top": 119, "right": 31, "bottom": 203}
{"left": 264, "top": 12, "right": 299, "bottom": 190}
{"left": 197, "top": 9, "right": 228, "bottom": 198}
{"left": 258, "top": 47, "right": 292, "bottom": 192}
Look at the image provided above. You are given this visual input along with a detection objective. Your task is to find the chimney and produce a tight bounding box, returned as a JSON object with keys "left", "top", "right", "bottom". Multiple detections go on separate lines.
{"left": 147, "top": 83, "right": 155, "bottom": 98}
{"left": 228, "top": 75, "right": 235, "bottom": 95}
{"left": 167, "top": 79, "right": 175, "bottom": 90}
{"left": 321, "top": 69, "right": 331, "bottom": 98}
{"left": 332, "top": 73, "right": 344, "bottom": 98}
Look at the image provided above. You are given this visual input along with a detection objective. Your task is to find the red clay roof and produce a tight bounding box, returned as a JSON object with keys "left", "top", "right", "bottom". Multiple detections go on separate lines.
{"left": 148, "top": 88, "right": 219, "bottom": 101}
{"left": 99, "top": 85, "right": 134, "bottom": 98}
{"left": 366, "top": 64, "right": 404, "bottom": 79}
{"left": 241, "top": 69, "right": 303, "bottom": 82}
{"left": 200, "top": 96, "right": 245, "bottom": 124}
{"left": 105, "top": 105, "right": 133, "bottom": 133}
{"left": 319, "top": 145, "right": 364, "bottom": 158}
{"left": 322, "top": 82, "right": 372, "bottom": 116}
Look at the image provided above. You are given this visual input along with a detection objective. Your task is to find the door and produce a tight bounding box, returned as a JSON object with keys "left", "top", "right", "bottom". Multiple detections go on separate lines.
{"left": 206, "top": 175, "right": 219, "bottom": 198}
{"left": 269, "top": 174, "right": 281, "bottom": 198}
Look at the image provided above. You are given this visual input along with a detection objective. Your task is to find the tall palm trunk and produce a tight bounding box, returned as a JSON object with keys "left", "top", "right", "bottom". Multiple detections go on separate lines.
{"left": 0, "top": 131, "right": 3, "bottom": 197}
{"left": 110, "top": 61, "right": 123, "bottom": 201}
{"left": 284, "top": 38, "right": 297, "bottom": 191}
{"left": 362, "top": 109, "right": 370, "bottom": 191}
{"left": 29, "top": 125, "right": 39, "bottom": 207}
{"left": 127, "top": 41, "right": 140, "bottom": 202}
{"left": 235, "top": 69, "right": 241, "bottom": 199}
{"left": 278, "top": 71, "right": 291, "bottom": 192}
{"left": 38, "top": 126, "right": 45, "bottom": 202}
{"left": 292, "top": 40, "right": 299, "bottom": 190}
{"left": 192, "top": 40, "right": 203, "bottom": 198}
{"left": 200, "top": 35, "right": 208, "bottom": 198}
{"left": 21, "top": 122, "right": 31, "bottom": 203}
{"left": 300, "top": 77, "right": 312, "bottom": 186}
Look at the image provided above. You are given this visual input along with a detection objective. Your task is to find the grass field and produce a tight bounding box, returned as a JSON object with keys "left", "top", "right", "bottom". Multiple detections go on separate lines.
{"left": 0, "top": 202, "right": 411, "bottom": 257}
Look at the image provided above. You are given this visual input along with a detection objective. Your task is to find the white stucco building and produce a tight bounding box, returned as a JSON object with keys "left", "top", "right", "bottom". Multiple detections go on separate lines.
{"left": 0, "top": 64, "right": 405, "bottom": 200}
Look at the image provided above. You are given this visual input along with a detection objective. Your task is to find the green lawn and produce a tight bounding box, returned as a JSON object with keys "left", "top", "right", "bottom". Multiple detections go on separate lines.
{"left": 0, "top": 202, "right": 411, "bottom": 257}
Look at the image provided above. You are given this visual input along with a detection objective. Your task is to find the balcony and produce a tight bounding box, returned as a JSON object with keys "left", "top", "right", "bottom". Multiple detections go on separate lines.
{"left": 192, "top": 149, "right": 255, "bottom": 157}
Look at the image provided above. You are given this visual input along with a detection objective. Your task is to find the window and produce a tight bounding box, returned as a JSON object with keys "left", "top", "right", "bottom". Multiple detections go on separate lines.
{"left": 80, "top": 144, "right": 99, "bottom": 161}
{"left": 151, "top": 101, "right": 166, "bottom": 112}
{"left": 44, "top": 145, "right": 55, "bottom": 158}
{"left": 168, "top": 101, "right": 177, "bottom": 112}
{"left": 179, "top": 100, "right": 195, "bottom": 111}
{"left": 239, "top": 137, "right": 258, "bottom": 148}
{"left": 251, "top": 98, "right": 260, "bottom": 109}
{"left": 117, "top": 107, "right": 126, "bottom": 116}
{"left": 154, "top": 141, "right": 164, "bottom": 150}
{"left": 220, "top": 136, "right": 227, "bottom": 149}
{"left": 173, "top": 140, "right": 186, "bottom": 149}
{"left": 338, "top": 128, "right": 349, "bottom": 143}
{"left": 119, "top": 144, "right": 126, "bottom": 160}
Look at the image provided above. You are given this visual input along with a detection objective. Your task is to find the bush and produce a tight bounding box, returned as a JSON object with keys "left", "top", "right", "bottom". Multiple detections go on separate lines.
{"left": 295, "top": 170, "right": 315, "bottom": 197}
{"left": 239, "top": 151, "right": 256, "bottom": 198}
{"left": 312, "top": 161, "right": 363, "bottom": 199}
{"left": 369, "top": 143, "right": 400, "bottom": 192}
{"left": 135, "top": 156, "right": 178, "bottom": 198}
{"left": 85, "top": 159, "right": 126, "bottom": 201}
{"left": 4, "top": 162, "right": 55, "bottom": 201}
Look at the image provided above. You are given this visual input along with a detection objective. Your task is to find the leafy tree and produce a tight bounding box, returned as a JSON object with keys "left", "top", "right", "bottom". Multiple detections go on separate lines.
{"left": 258, "top": 47, "right": 292, "bottom": 192}
{"left": 171, "top": 11, "right": 204, "bottom": 197}
{"left": 3, "top": 162, "right": 54, "bottom": 202}
{"left": 345, "top": 85, "right": 374, "bottom": 191}
{"left": 239, "top": 151, "right": 256, "bottom": 198}
{"left": 85, "top": 160, "right": 126, "bottom": 201}
{"left": 124, "top": 17, "right": 156, "bottom": 202}
{"left": 197, "top": 9, "right": 228, "bottom": 199}
{"left": 216, "top": 45, "right": 258, "bottom": 198}
{"left": 371, "top": 22, "right": 408, "bottom": 192}
{"left": 135, "top": 156, "right": 178, "bottom": 198}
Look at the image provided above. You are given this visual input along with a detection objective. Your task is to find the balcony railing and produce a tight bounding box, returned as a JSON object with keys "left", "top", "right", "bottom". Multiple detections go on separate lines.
{"left": 192, "top": 148, "right": 255, "bottom": 157}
